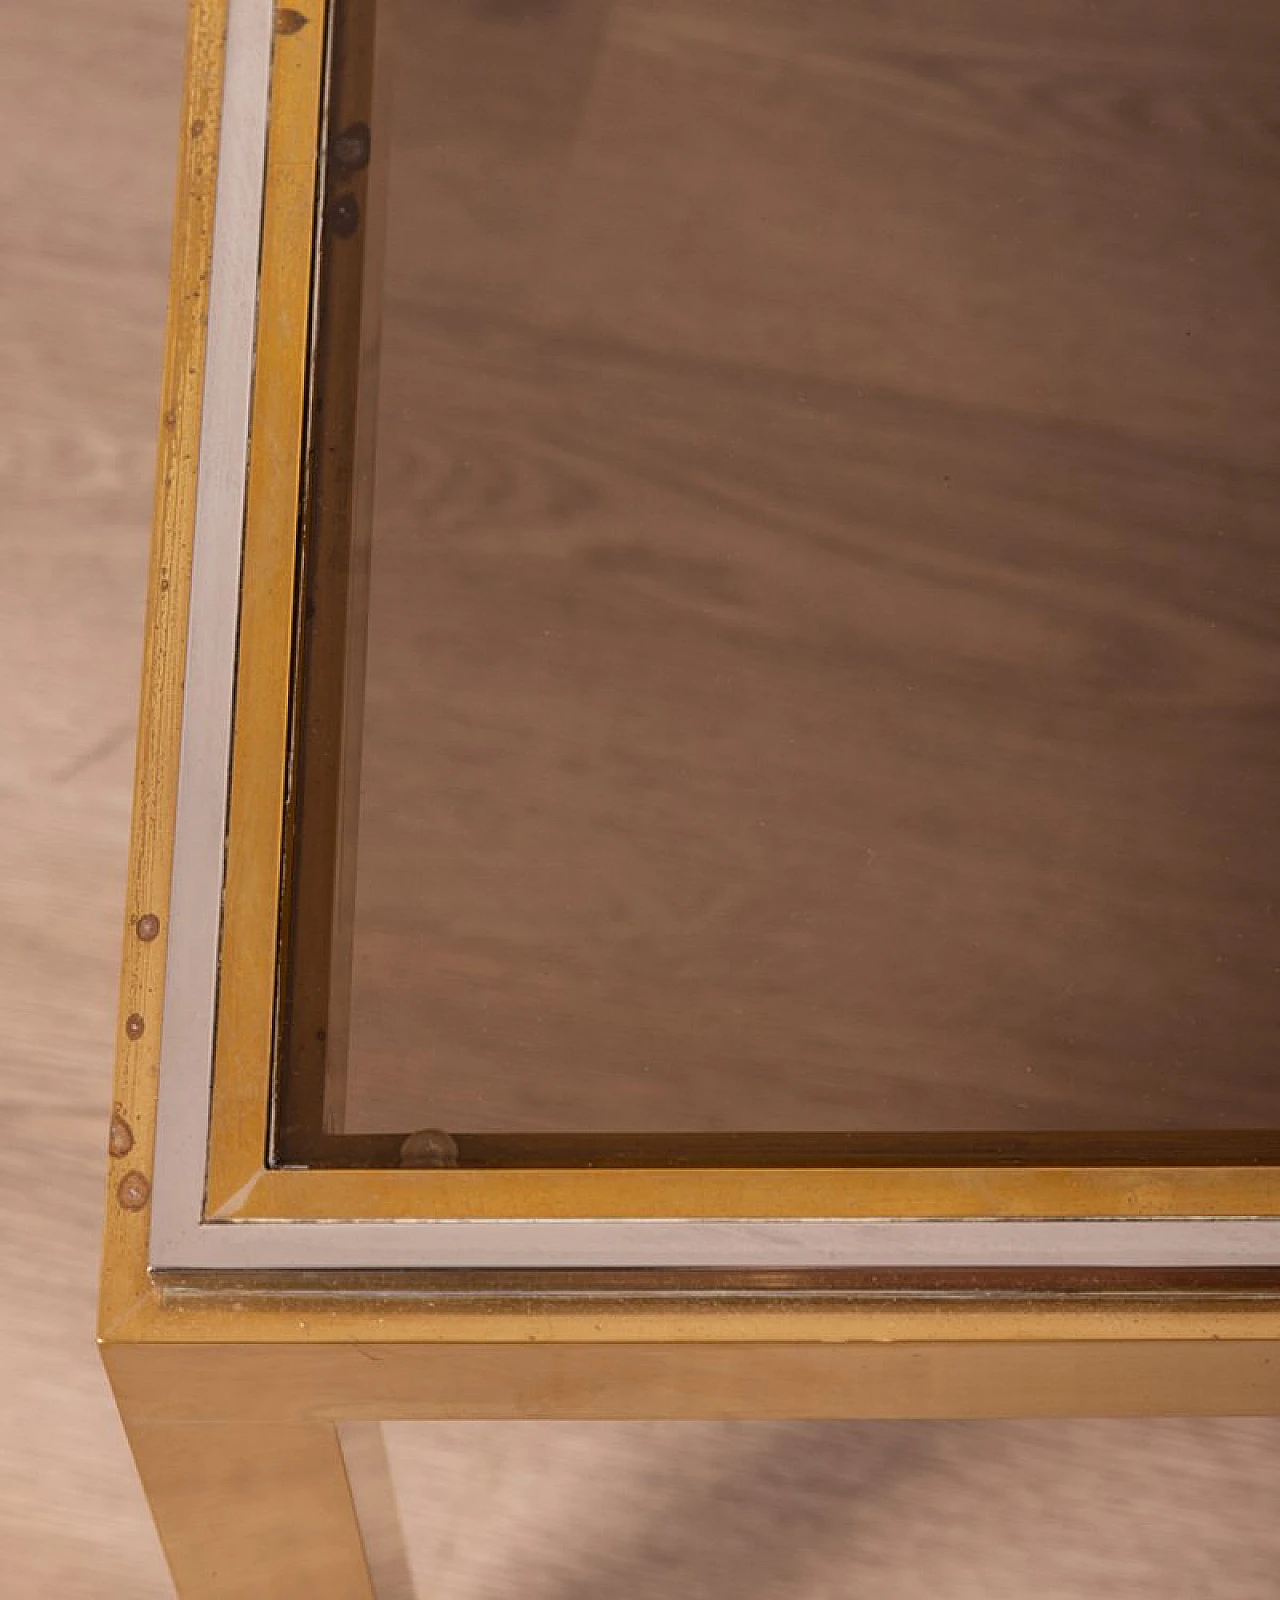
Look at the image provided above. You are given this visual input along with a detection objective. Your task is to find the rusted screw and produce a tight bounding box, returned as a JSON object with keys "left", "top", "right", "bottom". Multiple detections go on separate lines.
{"left": 109, "top": 1114, "right": 135, "bottom": 1159}
{"left": 400, "top": 1129, "right": 460, "bottom": 1170}
{"left": 136, "top": 913, "right": 161, "bottom": 942}
{"left": 125, "top": 1013, "right": 146, "bottom": 1041}
{"left": 117, "top": 1170, "right": 151, "bottom": 1211}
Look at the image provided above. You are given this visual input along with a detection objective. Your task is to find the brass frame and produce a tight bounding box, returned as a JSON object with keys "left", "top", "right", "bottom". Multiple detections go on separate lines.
{"left": 100, "top": 0, "right": 1280, "bottom": 1589}
{"left": 185, "top": 0, "right": 1280, "bottom": 1246}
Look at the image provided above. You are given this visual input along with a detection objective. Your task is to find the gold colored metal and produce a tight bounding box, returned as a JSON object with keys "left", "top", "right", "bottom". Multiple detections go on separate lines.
{"left": 219, "top": 1161, "right": 1280, "bottom": 1221}
{"left": 169, "top": 0, "right": 1280, "bottom": 1234}
{"left": 101, "top": 1326, "right": 1280, "bottom": 1423}
{"left": 202, "top": 0, "right": 326, "bottom": 1217}
{"left": 123, "top": 1419, "right": 373, "bottom": 1599}
{"left": 98, "top": 1274, "right": 1280, "bottom": 1350}
{"left": 97, "top": 8, "right": 1280, "bottom": 1594}
{"left": 100, "top": 30, "right": 1280, "bottom": 1600}
{"left": 98, "top": 0, "right": 226, "bottom": 1343}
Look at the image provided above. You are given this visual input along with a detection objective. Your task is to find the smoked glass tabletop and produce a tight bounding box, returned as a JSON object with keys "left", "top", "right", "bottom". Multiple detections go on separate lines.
{"left": 276, "top": 0, "right": 1280, "bottom": 1157}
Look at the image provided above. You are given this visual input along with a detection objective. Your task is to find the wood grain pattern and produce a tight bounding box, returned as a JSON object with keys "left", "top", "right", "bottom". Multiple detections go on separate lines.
{"left": 339, "top": 0, "right": 1280, "bottom": 1134}
{"left": 1, "top": 1, "right": 184, "bottom": 1590}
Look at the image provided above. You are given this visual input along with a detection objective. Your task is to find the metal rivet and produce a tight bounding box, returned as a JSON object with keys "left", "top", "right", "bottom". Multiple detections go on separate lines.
{"left": 136, "top": 913, "right": 160, "bottom": 942}
{"left": 109, "top": 1114, "right": 135, "bottom": 1159}
{"left": 125, "top": 1013, "right": 146, "bottom": 1041}
{"left": 400, "top": 1129, "right": 460, "bottom": 1170}
{"left": 117, "top": 1170, "right": 151, "bottom": 1211}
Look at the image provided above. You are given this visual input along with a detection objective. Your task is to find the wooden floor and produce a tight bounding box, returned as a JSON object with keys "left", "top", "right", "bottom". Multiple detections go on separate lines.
{"left": 345, "top": 0, "right": 1280, "bottom": 1134}
{"left": 3, "top": 1, "right": 1279, "bottom": 1595}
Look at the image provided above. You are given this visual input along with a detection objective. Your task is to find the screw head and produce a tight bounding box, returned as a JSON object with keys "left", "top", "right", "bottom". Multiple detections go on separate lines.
{"left": 136, "top": 914, "right": 161, "bottom": 942}
{"left": 125, "top": 1013, "right": 145, "bottom": 1040}
{"left": 109, "top": 1114, "right": 135, "bottom": 1159}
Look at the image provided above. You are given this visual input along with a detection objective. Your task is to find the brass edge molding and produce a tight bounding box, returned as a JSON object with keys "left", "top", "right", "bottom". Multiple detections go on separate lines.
{"left": 221, "top": 1162, "right": 1280, "bottom": 1222}
{"left": 204, "top": 0, "right": 329, "bottom": 1213}
{"left": 100, "top": 1283, "right": 1280, "bottom": 1348}
{"left": 101, "top": 1329, "right": 1280, "bottom": 1419}
{"left": 98, "top": 0, "right": 230, "bottom": 1341}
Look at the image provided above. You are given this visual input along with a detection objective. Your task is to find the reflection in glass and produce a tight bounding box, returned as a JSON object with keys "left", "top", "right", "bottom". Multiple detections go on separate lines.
{"left": 297, "top": 0, "right": 1280, "bottom": 1138}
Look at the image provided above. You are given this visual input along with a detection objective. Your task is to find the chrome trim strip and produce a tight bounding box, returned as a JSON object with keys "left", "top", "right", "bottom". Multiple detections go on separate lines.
{"left": 151, "top": 1215, "right": 1280, "bottom": 1271}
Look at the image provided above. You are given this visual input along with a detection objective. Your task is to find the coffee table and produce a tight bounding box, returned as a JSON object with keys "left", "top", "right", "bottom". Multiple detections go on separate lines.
{"left": 100, "top": 1, "right": 1280, "bottom": 1593}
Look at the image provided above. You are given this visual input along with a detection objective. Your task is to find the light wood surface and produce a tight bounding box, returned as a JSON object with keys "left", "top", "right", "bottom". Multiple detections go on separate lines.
{"left": 343, "top": 0, "right": 1280, "bottom": 1135}
{"left": 4, "top": 0, "right": 1280, "bottom": 1595}
{"left": 1, "top": 0, "right": 186, "bottom": 1592}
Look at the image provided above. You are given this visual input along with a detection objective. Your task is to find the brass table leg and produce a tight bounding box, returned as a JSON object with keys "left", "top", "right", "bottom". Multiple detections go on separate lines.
{"left": 122, "top": 1418, "right": 375, "bottom": 1598}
